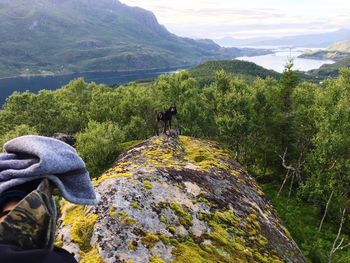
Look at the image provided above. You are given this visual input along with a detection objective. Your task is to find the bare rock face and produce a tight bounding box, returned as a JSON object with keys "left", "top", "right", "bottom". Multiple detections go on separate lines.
{"left": 56, "top": 136, "right": 306, "bottom": 263}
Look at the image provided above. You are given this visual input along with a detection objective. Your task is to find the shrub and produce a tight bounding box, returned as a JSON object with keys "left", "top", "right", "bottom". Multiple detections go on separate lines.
{"left": 0, "top": 124, "right": 38, "bottom": 149}
{"left": 76, "top": 121, "right": 125, "bottom": 177}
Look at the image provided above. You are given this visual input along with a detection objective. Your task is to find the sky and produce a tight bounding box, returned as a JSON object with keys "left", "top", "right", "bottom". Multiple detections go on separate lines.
{"left": 120, "top": 0, "right": 350, "bottom": 39}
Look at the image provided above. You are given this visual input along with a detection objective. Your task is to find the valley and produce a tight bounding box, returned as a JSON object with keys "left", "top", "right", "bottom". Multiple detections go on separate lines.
{"left": 0, "top": 0, "right": 270, "bottom": 79}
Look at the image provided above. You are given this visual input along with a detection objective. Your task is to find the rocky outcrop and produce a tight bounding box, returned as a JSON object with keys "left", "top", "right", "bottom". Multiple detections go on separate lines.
{"left": 56, "top": 136, "right": 306, "bottom": 263}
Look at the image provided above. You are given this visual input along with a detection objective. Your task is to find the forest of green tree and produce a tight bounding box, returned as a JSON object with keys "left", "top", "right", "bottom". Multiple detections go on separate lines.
{"left": 0, "top": 64, "right": 349, "bottom": 262}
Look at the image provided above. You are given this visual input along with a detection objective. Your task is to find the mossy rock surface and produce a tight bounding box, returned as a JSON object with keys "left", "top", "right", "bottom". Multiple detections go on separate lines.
{"left": 57, "top": 136, "right": 306, "bottom": 263}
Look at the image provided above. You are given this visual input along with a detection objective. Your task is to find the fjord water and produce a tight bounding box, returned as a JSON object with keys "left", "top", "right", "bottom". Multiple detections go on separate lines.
{"left": 0, "top": 69, "right": 176, "bottom": 106}
{"left": 236, "top": 47, "right": 335, "bottom": 72}
{"left": 0, "top": 47, "right": 335, "bottom": 106}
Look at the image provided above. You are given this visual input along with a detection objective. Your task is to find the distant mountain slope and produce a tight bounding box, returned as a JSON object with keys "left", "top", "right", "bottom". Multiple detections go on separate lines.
{"left": 303, "top": 39, "right": 350, "bottom": 79}
{"left": 214, "top": 37, "right": 272, "bottom": 47}
{"left": 328, "top": 40, "right": 350, "bottom": 52}
{"left": 189, "top": 60, "right": 281, "bottom": 85}
{"left": 215, "top": 29, "right": 350, "bottom": 48}
{"left": 299, "top": 40, "right": 350, "bottom": 61}
{"left": 0, "top": 0, "right": 269, "bottom": 78}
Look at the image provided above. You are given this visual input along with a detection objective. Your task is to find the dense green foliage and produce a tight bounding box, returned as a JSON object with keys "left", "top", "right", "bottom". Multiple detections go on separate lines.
{"left": 309, "top": 58, "right": 350, "bottom": 79}
{"left": 0, "top": 124, "right": 38, "bottom": 147}
{"left": 263, "top": 184, "right": 350, "bottom": 263}
{"left": 0, "top": 63, "right": 349, "bottom": 261}
{"left": 0, "top": 0, "right": 269, "bottom": 78}
{"left": 189, "top": 60, "right": 281, "bottom": 86}
{"left": 75, "top": 121, "right": 125, "bottom": 176}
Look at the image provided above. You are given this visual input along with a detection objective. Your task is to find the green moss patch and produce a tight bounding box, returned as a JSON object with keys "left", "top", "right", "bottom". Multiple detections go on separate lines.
{"left": 170, "top": 202, "right": 193, "bottom": 228}
{"left": 128, "top": 240, "right": 138, "bottom": 251}
{"left": 179, "top": 136, "right": 230, "bottom": 172}
{"left": 141, "top": 232, "right": 160, "bottom": 248}
{"left": 172, "top": 240, "right": 247, "bottom": 263}
{"left": 213, "top": 210, "right": 241, "bottom": 227}
{"left": 93, "top": 171, "right": 133, "bottom": 185}
{"left": 142, "top": 137, "right": 181, "bottom": 169}
{"left": 143, "top": 180, "right": 153, "bottom": 190}
{"left": 150, "top": 257, "right": 165, "bottom": 263}
{"left": 170, "top": 206, "right": 282, "bottom": 263}
{"left": 115, "top": 211, "right": 137, "bottom": 225}
{"left": 62, "top": 203, "right": 98, "bottom": 252}
{"left": 131, "top": 201, "right": 140, "bottom": 209}
{"left": 54, "top": 236, "right": 63, "bottom": 248}
{"left": 80, "top": 245, "right": 105, "bottom": 263}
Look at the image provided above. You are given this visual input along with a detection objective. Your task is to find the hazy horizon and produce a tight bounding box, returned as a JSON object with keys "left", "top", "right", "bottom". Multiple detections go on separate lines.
{"left": 120, "top": 0, "right": 350, "bottom": 40}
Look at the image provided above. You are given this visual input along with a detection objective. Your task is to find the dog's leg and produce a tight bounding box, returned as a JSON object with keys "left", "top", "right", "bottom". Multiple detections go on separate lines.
{"left": 156, "top": 120, "right": 159, "bottom": 136}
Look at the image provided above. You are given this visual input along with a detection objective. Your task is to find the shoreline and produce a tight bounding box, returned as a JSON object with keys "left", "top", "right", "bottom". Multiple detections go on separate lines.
{"left": 0, "top": 65, "right": 194, "bottom": 81}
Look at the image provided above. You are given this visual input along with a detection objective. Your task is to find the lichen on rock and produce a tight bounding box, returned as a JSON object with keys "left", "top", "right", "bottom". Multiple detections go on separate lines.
{"left": 57, "top": 136, "right": 306, "bottom": 263}
{"left": 57, "top": 201, "right": 102, "bottom": 262}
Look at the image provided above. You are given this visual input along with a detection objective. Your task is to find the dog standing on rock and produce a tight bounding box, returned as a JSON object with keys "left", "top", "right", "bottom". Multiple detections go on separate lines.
{"left": 156, "top": 105, "right": 177, "bottom": 135}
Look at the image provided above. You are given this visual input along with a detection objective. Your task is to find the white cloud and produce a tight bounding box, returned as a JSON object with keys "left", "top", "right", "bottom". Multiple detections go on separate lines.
{"left": 120, "top": 0, "right": 350, "bottom": 38}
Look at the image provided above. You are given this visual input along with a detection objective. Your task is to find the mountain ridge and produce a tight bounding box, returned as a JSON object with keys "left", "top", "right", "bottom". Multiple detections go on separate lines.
{"left": 299, "top": 40, "right": 350, "bottom": 62}
{"left": 298, "top": 40, "right": 350, "bottom": 79}
{"left": 189, "top": 60, "right": 281, "bottom": 86}
{"left": 215, "top": 29, "right": 350, "bottom": 48}
{"left": 0, "top": 0, "right": 269, "bottom": 78}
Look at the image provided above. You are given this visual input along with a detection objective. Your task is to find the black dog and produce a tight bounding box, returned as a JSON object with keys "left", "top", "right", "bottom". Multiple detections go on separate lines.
{"left": 156, "top": 105, "right": 177, "bottom": 135}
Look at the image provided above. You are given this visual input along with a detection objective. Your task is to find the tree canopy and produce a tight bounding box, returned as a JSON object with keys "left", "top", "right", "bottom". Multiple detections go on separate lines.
{"left": 0, "top": 66, "right": 350, "bottom": 262}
